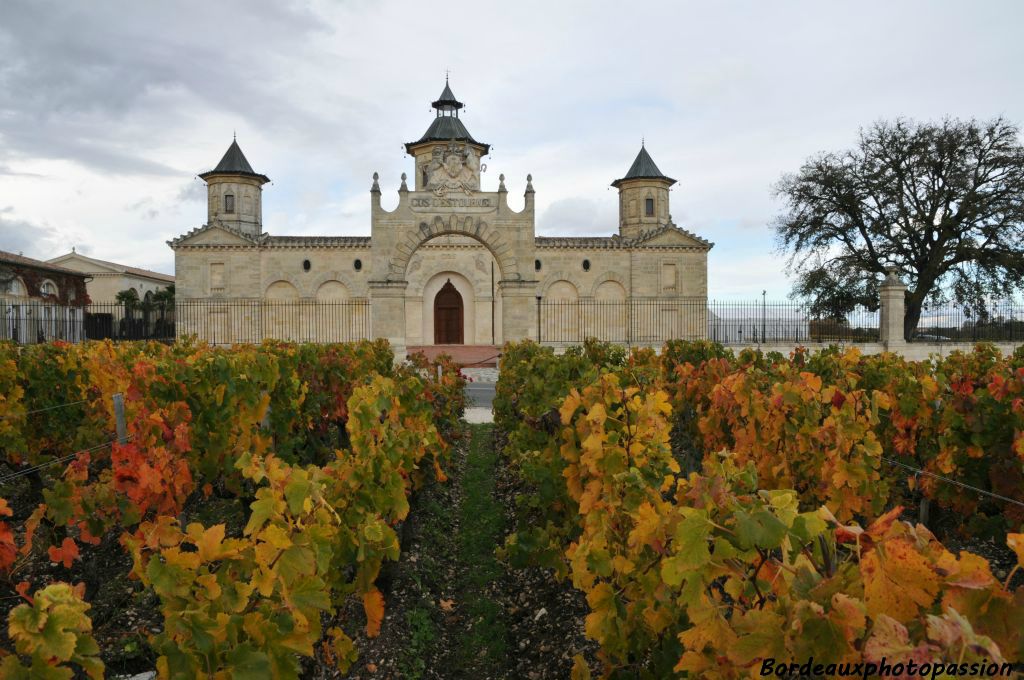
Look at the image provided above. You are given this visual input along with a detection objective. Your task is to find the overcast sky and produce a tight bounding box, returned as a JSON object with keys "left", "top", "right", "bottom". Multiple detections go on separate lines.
{"left": 1, "top": 0, "right": 1022, "bottom": 297}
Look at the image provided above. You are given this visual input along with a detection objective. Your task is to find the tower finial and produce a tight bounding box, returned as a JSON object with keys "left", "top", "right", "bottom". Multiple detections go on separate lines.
{"left": 233, "top": 129, "right": 236, "bottom": 141}
{"left": 641, "top": 136, "right": 644, "bottom": 148}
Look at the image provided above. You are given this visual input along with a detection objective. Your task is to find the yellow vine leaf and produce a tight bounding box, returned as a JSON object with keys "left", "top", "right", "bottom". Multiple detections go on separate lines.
{"left": 583, "top": 582, "right": 617, "bottom": 643}
{"left": 570, "top": 654, "right": 592, "bottom": 680}
{"left": 861, "top": 539, "right": 940, "bottom": 622}
{"left": 196, "top": 573, "right": 222, "bottom": 601}
{"left": 188, "top": 523, "right": 226, "bottom": 562}
{"left": 560, "top": 390, "right": 583, "bottom": 424}
{"left": 939, "top": 551, "right": 996, "bottom": 590}
{"left": 863, "top": 614, "right": 932, "bottom": 665}
{"left": 323, "top": 627, "right": 358, "bottom": 672}
{"left": 627, "top": 501, "right": 662, "bottom": 550}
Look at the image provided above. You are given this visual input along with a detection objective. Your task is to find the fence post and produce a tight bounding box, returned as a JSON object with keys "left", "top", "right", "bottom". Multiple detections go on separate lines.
{"left": 879, "top": 267, "right": 907, "bottom": 351}
{"left": 112, "top": 393, "right": 128, "bottom": 445}
{"left": 437, "top": 364, "right": 443, "bottom": 382}
{"left": 536, "top": 295, "right": 542, "bottom": 343}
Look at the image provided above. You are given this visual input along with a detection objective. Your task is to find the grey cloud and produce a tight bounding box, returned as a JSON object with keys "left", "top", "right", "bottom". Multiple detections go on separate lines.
{"left": 0, "top": 0, "right": 333, "bottom": 174}
{"left": 538, "top": 197, "right": 611, "bottom": 235}
{"left": 0, "top": 164, "right": 45, "bottom": 178}
{"left": 177, "top": 180, "right": 206, "bottom": 203}
{"left": 0, "top": 211, "right": 61, "bottom": 258}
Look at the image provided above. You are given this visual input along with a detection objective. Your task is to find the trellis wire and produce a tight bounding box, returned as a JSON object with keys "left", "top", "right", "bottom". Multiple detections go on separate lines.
{"left": 0, "top": 399, "right": 90, "bottom": 420}
{"left": 0, "top": 392, "right": 129, "bottom": 485}
{"left": 0, "top": 436, "right": 132, "bottom": 485}
{"left": 882, "top": 456, "right": 1024, "bottom": 510}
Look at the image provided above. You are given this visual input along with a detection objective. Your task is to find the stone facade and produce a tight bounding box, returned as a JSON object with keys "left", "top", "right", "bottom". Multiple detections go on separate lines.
{"left": 46, "top": 251, "right": 174, "bottom": 303}
{"left": 170, "top": 82, "right": 712, "bottom": 351}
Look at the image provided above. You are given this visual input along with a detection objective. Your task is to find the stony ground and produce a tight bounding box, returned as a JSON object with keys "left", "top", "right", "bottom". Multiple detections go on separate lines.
{"left": 330, "top": 423, "right": 597, "bottom": 680}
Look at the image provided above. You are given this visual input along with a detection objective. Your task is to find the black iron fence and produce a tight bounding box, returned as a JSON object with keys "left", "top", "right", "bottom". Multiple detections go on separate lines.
{"left": 539, "top": 298, "right": 707, "bottom": 344}
{"left": 911, "top": 300, "right": 1024, "bottom": 343}
{"left": 2, "top": 299, "right": 90, "bottom": 343}
{"left": 85, "top": 301, "right": 176, "bottom": 341}
{"left": 5, "top": 296, "right": 1020, "bottom": 347}
{"left": 706, "top": 300, "right": 880, "bottom": 344}
{"left": 174, "top": 298, "right": 371, "bottom": 344}
{"left": 538, "top": 298, "right": 881, "bottom": 345}
{"left": 2, "top": 299, "right": 179, "bottom": 343}
{"left": 2, "top": 298, "right": 371, "bottom": 345}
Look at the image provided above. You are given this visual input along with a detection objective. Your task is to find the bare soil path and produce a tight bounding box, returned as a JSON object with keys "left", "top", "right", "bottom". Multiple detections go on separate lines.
{"left": 336, "top": 424, "right": 596, "bottom": 680}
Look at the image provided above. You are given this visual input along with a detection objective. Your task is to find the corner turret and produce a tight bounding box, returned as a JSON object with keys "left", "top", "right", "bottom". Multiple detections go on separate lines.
{"left": 199, "top": 138, "right": 270, "bottom": 237}
{"left": 612, "top": 143, "right": 675, "bottom": 240}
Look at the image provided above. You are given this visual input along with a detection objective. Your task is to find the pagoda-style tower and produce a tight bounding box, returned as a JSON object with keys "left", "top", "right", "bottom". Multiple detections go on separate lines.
{"left": 199, "top": 139, "right": 270, "bottom": 237}
{"left": 405, "top": 79, "right": 489, "bottom": 192}
{"left": 612, "top": 144, "right": 676, "bottom": 240}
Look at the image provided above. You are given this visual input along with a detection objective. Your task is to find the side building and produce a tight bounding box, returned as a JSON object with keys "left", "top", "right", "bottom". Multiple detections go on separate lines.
{"left": 0, "top": 250, "right": 89, "bottom": 343}
{"left": 170, "top": 81, "right": 713, "bottom": 352}
{"left": 47, "top": 250, "right": 174, "bottom": 303}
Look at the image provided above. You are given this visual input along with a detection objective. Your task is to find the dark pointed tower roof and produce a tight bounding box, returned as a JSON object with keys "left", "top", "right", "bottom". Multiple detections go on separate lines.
{"left": 406, "top": 79, "right": 488, "bottom": 154}
{"left": 611, "top": 144, "right": 676, "bottom": 188}
{"left": 199, "top": 139, "right": 270, "bottom": 184}
{"left": 432, "top": 78, "right": 463, "bottom": 111}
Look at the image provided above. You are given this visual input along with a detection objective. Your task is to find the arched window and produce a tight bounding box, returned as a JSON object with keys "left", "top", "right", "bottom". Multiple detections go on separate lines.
{"left": 225, "top": 194, "right": 235, "bottom": 213}
{"left": 4, "top": 277, "right": 27, "bottom": 297}
{"left": 40, "top": 280, "right": 59, "bottom": 297}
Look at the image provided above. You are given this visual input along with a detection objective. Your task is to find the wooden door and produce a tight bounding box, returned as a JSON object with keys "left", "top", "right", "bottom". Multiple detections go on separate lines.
{"left": 433, "top": 280, "right": 464, "bottom": 344}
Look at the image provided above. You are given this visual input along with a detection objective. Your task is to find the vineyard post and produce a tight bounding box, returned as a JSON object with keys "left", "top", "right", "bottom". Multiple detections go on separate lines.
{"left": 260, "top": 390, "right": 271, "bottom": 430}
{"left": 437, "top": 364, "right": 442, "bottom": 382}
{"left": 112, "top": 393, "right": 127, "bottom": 444}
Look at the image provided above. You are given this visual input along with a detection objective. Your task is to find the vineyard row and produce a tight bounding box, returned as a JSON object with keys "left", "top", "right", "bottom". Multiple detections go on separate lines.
{"left": 495, "top": 340, "right": 1024, "bottom": 678}
{"left": 0, "top": 339, "right": 465, "bottom": 678}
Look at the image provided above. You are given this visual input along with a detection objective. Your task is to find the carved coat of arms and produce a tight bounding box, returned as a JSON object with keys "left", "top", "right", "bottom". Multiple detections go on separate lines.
{"left": 422, "top": 142, "right": 480, "bottom": 196}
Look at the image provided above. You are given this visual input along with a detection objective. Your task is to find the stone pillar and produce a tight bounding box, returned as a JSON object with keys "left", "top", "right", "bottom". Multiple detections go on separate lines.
{"left": 499, "top": 280, "right": 538, "bottom": 343}
{"left": 369, "top": 280, "right": 408, "bottom": 360}
{"left": 879, "top": 267, "right": 907, "bottom": 350}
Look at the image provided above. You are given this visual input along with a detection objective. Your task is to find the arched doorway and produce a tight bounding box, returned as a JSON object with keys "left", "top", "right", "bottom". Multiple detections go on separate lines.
{"left": 433, "top": 279, "right": 464, "bottom": 344}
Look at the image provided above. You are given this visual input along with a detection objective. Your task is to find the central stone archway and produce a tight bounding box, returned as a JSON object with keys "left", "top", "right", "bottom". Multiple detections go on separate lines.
{"left": 386, "top": 215, "right": 521, "bottom": 282}
{"left": 368, "top": 185, "right": 539, "bottom": 354}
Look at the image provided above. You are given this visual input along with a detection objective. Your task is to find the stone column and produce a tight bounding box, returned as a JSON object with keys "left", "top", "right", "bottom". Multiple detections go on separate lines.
{"left": 878, "top": 267, "right": 907, "bottom": 350}
{"left": 369, "top": 280, "right": 408, "bottom": 360}
{"left": 499, "top": 279, "right": 538, "bottom": 343}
